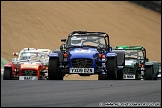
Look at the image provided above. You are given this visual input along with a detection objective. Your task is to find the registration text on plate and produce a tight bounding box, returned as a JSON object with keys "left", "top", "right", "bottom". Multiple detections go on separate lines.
{"left": 70, "top": 68, "right": 94, "bottom": 73}
{"left": 123, "top": 74, "right": 135, "bottom": 79}
{"left": 19, "top": 76, "right": 38, "bottom": 80}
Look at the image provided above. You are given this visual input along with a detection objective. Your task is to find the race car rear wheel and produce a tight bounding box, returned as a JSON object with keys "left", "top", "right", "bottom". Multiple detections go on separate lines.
{"left": 106, "top": 57, "right": 117, "bottom": 80}
{"left": 145, "top": 65, "right": 154, "bottom": 80}
{"left": 48, "top": 57, "right": 62, "bottom": 80}
{"left": 3, "top": 67, "right": 12, "bottom": 80}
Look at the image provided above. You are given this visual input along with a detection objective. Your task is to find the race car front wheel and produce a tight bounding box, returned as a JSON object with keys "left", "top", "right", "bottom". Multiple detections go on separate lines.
{"left": 48, "top": 57, "right": 63, "bottom": 80}
{"left": 106, "top": 57, "right": 117, "bottom": 80}
{"left": 145, "top": 65, "right": 154, "bottom": 80}
{"left": 3, "top": 67, "right": 12, "bottom": 80}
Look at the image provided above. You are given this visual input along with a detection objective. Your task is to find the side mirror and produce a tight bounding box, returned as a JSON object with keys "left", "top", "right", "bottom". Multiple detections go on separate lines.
{"left": 13, "top": 52, "right": 19, "bottom": 56}
{"left": 61, "top": 39, "right": 66, "bottom": 42}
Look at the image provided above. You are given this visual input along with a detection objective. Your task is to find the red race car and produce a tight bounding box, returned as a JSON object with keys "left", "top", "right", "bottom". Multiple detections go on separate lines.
{"left": 3, "top": 48, "right": 52, "bottom": 80}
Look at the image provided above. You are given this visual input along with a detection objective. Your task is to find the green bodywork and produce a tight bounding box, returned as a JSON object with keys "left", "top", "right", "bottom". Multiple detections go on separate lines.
{"left": 114, "top": 46, "right": 159, "bottom": 79}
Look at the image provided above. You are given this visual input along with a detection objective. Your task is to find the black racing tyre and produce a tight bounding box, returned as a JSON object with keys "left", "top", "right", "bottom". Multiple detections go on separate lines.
{"left": 153, "top": 77, "right": 158, "bottom": 80}
{"left": 48, "top": 58, "right": 59, "bottom": 80}
{"left": 145, "top": 65, "right": 154, "bottom": 80}
{"left": 98, "top": 74, "right": 107, "bottom": 80}
{"left": 58, "top": 73, "right": 64, "bottom": 80}
{"left": 3, "top": 68, "right": 12, "bottom": 80}
{"left": 117, "top": 69, "right": 123, "bottom": 80}
{"left": 53, "top": 49, "right": 63, "bottom": 62}
{"left": 106, "top": 57, "right": 117, "bottom": 80}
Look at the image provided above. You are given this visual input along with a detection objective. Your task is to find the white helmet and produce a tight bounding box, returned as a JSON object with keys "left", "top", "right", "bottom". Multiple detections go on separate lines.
{"left": 71, "top": 36, "right": 83, "bottom": 46}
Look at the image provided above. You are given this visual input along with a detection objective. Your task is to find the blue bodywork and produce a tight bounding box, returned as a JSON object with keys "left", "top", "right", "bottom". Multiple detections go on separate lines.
{"left": 48, "top": 31, "right": 125, "bottom": 80}
{"left": 70, "top": 48, "right": 96, "bottom": 71}
{"left": 49, "top": 53, "right": 58, "bottom": 57}
{"left": 51, "top": 46, "right": 118, "bottom": 74}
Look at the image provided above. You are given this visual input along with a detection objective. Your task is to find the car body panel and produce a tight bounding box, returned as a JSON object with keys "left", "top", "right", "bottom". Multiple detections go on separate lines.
{"left": 3, "top": 48, "right": 52, "bottom": 80}
{"left": 114, "top": 45, "right": 159, "bottom": 80}
{"left": 48, "top": 31, "right": 125, "bottom": 80}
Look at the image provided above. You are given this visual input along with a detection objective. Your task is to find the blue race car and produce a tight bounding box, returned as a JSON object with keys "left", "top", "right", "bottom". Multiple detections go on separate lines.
{"left": 48, "top": 31, "right": 125, "bottom": 80}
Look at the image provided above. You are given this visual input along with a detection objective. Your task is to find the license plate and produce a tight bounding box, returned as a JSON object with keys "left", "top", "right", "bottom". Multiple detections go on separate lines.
{"left": 69, "top": 68, "right": 94, "bottom": 73}
{"left": 19, "top": 76, "right": 38, "bottom": 80}
{"left": 123, "top": 74, "right": 135, "bottom": 79}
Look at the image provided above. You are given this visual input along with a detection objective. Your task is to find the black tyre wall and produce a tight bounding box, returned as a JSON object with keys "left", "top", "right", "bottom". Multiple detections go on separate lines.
{"left": 106, "top": 57, "right": 117, "bottom": 80}
{"left": 145, "top": 65, "right": 154, "bottom": 80}
{"left": 48, "top": 57, "right": 59, "bottom": 80}
{"left": 3, "top": 67, "right": 12, "bottom": 80}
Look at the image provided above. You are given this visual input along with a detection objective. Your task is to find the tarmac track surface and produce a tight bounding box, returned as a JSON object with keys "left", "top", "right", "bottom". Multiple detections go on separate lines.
{"left": 1, "top": 80, "right": 161, "bottom": 107}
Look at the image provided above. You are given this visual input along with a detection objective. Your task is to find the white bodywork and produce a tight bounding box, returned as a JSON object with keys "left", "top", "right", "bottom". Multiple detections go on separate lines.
{"left": 12, "top": 48, "right": 52, "bottom": 80}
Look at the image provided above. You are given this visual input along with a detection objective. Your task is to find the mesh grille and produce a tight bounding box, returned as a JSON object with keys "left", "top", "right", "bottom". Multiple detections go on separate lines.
{"left": 21, "top": 70, "right": 37, "bottom": 76}
{"left": 71, "top": 58, "right": 92, "bottom": 68}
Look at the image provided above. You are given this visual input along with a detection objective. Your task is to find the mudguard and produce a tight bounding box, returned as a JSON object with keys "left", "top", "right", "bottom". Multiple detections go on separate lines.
{"left": 145, "top": 61, "right": 159, "bottom": 78}
{"left": 106, "top": 53, "right": 116, "bottom": 57}
{"left": 145, "top": 62, "right": 153, "bottom": 65}
{"left": 49, "top": 53, "right": 59, "bottom": 57}
{"left": 53, "top": 49, "right": 63, "bottom": 62}
{"left": 4, "top": 62, "right": 15, "bottom": 74}
{"left": 112, "top": 50, "right": 125, "bottom": 67}
{"left": 4, "top": 64, "right": 12, "bottom": 67}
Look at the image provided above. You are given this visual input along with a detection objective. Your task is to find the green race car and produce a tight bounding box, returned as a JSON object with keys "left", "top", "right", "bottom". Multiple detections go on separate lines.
{"left": 113, "top": 46, "right": 159, "bottom": 80}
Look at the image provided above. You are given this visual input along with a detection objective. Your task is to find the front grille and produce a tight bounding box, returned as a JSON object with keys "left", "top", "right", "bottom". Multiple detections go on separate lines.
{"left": 122, "top": 68, "right": 134, "bottom": 74}
{"left": 71, "top": 58, "right": 92, "bottom": 68}
{"left": 21, "top": 70, "right": 37, "bottom": 76}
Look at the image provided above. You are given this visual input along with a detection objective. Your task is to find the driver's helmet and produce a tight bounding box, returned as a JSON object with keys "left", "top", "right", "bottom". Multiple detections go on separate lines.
{"left": 71, "top": 36, "right": 83, "bottom": 46}
{"left": 138, "top": 56, "right": 144, "bottom": 63}
{"left": 138, "top": 56, "right": 144, "bottom": 60}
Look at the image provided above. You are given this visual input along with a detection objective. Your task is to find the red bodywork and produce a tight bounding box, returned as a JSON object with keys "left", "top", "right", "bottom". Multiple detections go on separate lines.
{"left": 4, "top": 62, "right": 47, "bottom": 80}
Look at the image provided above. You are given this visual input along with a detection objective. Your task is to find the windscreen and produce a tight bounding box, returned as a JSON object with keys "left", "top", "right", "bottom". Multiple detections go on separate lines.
{"left": 125, "top": 50, "right": 144, "bottom": 60}
{"left": 19, "top": 52, "right": 48, "bottom": 62}
{"left": 67, "top": 35, "right": 106, "bottom": 47}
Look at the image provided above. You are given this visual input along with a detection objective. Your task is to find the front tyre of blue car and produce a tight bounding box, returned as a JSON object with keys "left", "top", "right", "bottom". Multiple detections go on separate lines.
{"left": 48, "top": 58, "right": 63, "bottom": 80}
{"left": 106, "top": 57, "right": 117, "bottom": 80}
